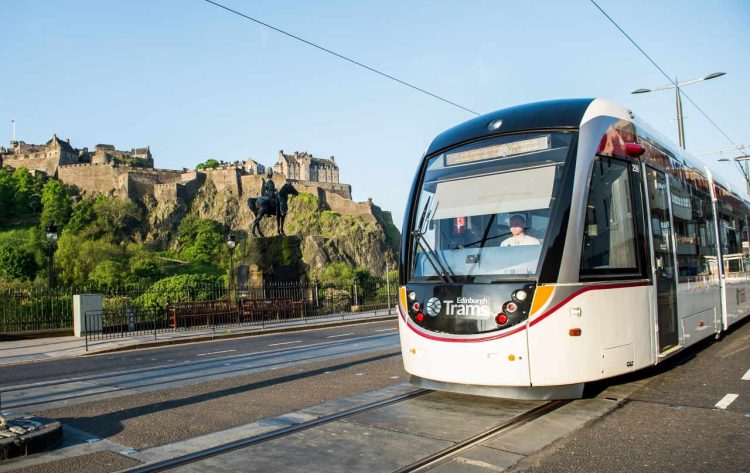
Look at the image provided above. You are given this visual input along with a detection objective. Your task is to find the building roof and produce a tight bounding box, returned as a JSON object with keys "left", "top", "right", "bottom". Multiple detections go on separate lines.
{"left": 47, "top": 134, "right": 76, "bottom": 153}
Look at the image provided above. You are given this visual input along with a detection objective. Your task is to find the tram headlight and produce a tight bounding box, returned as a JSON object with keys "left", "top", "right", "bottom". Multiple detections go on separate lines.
{"left": 504, "top": 301, "right": 518, "bottom": 314}
{"left": 408, "top": 291, "right": 417, "bottom": 301}
{"left": 511, "top": 289, "right": 528, "bottom": 303}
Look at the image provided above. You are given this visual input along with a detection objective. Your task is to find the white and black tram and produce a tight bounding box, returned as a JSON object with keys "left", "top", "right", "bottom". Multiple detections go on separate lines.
{"left": 398, "top": 98, "right": 750, "bottom": 399}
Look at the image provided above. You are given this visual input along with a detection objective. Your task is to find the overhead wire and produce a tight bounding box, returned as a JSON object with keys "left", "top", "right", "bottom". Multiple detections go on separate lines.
{"left": 201, "top": 0, "right": 480, "bottom": 116}
{"left": 589, "top": 0, "right": 747, "bottom": 158}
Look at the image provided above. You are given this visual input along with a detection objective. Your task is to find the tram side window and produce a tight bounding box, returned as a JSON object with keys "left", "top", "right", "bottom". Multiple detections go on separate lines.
{"left": 692, "top": 190, "right": 718, "bottom": 278}
{"left": 720, "top": 213, "right": 746, "bottom": 274}
{"left": 580, "top": 158, "right": 639, "bottom": 277}
{"left": 671, "top": 177, "right": 717, "bottom": 282}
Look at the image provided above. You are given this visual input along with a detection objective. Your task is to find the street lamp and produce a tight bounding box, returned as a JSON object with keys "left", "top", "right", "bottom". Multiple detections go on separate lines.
{"left": 45, "top": 224, "right": 58, "bottom": 288}
{"left": 632, "top": 72, "right": 726, "bottom": 150}
{"left": 226, "top": 234, "right": 236, "bottom": 302}
{"left": 718, "top": 155, "right": 750, "bottom": 195}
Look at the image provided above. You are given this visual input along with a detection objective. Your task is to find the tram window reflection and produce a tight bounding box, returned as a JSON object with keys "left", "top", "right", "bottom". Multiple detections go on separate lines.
{"left": 408, "top": 131, "right": 573, "bottom": 282}
{"left": 580, "top": 157, "right": 638, "bottom": 277}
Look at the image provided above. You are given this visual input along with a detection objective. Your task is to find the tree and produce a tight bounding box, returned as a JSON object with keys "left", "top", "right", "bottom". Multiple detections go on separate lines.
{"left": 11, "top": 167, "right": 43, "bottom": 216}
{"left": 0, "top": 168, "right": 14, "bottom": 225}
{"left": 92, "top": 195, "right": 142, "bottom": 242}
{"left": 177, "top": 217, "right": 224, "bottom": 264}
{"left": 136, "top": 273, "right": 222, "bottom": 308}
{"left": 40, "top": 179, "right": 72, "bottom": 228}
{"left": 128, "top": 256, "right": 163, "bottom": 286}
{"left": 196, "top": 159, "right": 220, "bottom": 170}
{"left": 54, "top": 233, "right": 125, "bottom": 287}
{"left": 0, "top": 242, "right": 38, "bottom": 280}
{"left": 317, "top": 262, "right": 374, "bottom": 288}
{"left": 89, "top": 260, "right": 127, "bottom": 288}
{"left": 66, "top": 198, "right": 97, "bottom": 235}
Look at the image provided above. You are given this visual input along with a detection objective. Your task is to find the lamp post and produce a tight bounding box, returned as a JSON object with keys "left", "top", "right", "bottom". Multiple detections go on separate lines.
{"left": 226, "top": 234, "right": 236, "bottom": 302}
{"left": 718, "top": 155, "right": 750, "bottom": 195}
{"left": 45, "top": 224, "right": 58, "bottom": 288}
{"left": 632, "top": 72, "right": 726, "bottom": 150}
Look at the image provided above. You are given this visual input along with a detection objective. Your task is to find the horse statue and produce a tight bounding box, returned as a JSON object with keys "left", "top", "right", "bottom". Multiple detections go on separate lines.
{"left": 247, "top": 182, "right": 299, "bottom": 237}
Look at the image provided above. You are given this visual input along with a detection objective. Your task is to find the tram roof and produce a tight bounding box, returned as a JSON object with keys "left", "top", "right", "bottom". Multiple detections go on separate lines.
{"left": 425, "top": 98, "right": 595, "bottom": 156}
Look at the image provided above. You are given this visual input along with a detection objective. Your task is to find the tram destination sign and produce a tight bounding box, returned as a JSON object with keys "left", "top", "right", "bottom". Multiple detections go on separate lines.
{"left": 445, "top": 135, "right": 550, "bottom": 166}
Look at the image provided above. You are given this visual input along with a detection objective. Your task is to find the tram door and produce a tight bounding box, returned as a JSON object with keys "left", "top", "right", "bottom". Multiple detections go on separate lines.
{"left": 646, "top": 168, "right": 679, "bottom": 351}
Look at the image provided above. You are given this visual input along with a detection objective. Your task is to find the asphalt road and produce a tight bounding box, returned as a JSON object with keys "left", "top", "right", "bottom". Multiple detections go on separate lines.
{"left": 1, "top": 319, "right": 407, "bottom": 473}
{"left": 1, "top": 321, "right": 401, "bottom": 414}
{"left": 509, "top": 319, "right": 750, "bottom": 473}
{"left": 0, "top": 320, "right": 399, "bottom": 386}
{"left": 2, "top": 318, "right": 748, "bottom": 473}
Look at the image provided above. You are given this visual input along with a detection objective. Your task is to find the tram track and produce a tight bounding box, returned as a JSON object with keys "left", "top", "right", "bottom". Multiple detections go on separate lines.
{"left": 394, "top": 399, "right": 569, "bottom": 472}
{"left": 123, "top": 390, "right": 568, "bottom": 473}
{"left": 2, "top": 335, "right": 399, "bottom": 412}
{"left": 122, "top": 388, "right": 432, "bottom": 473}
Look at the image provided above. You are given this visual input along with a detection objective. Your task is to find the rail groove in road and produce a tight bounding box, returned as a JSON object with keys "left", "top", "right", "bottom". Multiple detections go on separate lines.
{"left": 394, "top": 400, "right": 569, "bottom": 472}
{"left": 2, "top": 333, "right": 399, "bottom": 412}
{"left": 122, "top": 389, "right": 432, "bottom": 473}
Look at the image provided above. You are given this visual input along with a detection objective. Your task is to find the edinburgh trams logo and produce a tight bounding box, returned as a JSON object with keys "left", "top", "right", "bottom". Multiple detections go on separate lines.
{"left": 425, "top": 297, "right": 442, "bottom": 316}
{"left": 426, "top": 296, "right": 491, "bottom": 318}
{"left": 445, "top": 297, "right": 491, "bottom": 319}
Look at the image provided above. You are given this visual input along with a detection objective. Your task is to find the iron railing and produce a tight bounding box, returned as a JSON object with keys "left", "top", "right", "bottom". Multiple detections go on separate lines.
{"left": 0, "top": 288, "right": 74, "bottom": 333}
{"left": 83, "top": 281, "right": 397, "bottom": 348}
{"left": 1, "top": 280, "right": 398, "bottom": 341}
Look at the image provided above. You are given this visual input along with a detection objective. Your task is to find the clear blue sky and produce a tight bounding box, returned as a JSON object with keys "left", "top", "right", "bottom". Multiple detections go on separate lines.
{"left": 2, "top": 0, "right": 748, "bottom": 227}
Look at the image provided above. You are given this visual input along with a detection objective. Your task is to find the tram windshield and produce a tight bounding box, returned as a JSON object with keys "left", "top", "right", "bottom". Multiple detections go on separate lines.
{"left": 408, "top": 132, "right": 573, "bottom": 282}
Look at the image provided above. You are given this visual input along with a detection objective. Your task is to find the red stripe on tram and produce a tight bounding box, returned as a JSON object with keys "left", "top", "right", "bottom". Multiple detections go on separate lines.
{"left": 528, "top": 281, "right": 651, "bottom": 327}
{"left": 400, "top": 281, "right": 650, "bottom": 343}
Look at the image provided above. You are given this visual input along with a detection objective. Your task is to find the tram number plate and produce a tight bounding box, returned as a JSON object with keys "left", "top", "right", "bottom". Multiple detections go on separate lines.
{"left": 631, "top": 164, "right": 640, "bottom": 173}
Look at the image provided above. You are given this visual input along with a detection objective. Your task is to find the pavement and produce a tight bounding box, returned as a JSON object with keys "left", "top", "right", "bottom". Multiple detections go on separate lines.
{"left": 0, "top": 309, "right": 397, "bottom": 366}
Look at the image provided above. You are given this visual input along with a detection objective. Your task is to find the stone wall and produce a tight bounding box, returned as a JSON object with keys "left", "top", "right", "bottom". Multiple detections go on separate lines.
{"left": 57, "top": 164, "right": 186, "bottom": 202}
{"left": 239, "top": 174, "right": 287, "bottom": 198}
{"left": 324, "top": 191, "right": 378, "bottom": 223}
{"left": 58, "top": 163, "right": 123, "bottom": 195}
{"left": 295, "top": 180, "right": 351, "bottom": 200}
{"left": 2, "top": 155, "right": 61, "bottom": 177}
{"left": 204, "top": 167, "right": 241, "bottom": 196}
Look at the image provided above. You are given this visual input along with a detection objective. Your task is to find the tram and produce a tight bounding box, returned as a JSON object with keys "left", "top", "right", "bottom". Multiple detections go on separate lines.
{"left": 398, "top": 98, "right": 750, "bottom": 399}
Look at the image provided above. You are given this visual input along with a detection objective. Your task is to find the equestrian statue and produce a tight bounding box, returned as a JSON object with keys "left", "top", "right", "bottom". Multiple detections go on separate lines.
{"left": 247, "top": 168, "right": 299, "bottom": 237}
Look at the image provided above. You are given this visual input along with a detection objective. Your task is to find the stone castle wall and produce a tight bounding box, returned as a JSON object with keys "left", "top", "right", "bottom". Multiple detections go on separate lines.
{"left": 154, "top": 172, "right": 205, "bottom": 202}
{"left": 2, "top": 155, "right": 61, "bottom": 177}
{"left": 3, "top": 136, "right": 384, "bottom": 230}
{"left": 58, "top": 163, "right": 123, "bottom": 195}
{"left": 204, "top": 167, "right": 241, "bottom": 196}
{"left": 324, "top": 191, "right": 377, "bottom": 223}
{"left": 295, "top": 180, "right": 351, "bottom": 200}
{"left": 58, "top": 163, "right": 187, "bottom": 202}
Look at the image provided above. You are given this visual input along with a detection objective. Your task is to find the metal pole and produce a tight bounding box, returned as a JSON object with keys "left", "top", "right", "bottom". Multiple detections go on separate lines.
{"left": 48, "top": 244, "right": 54, "bottom": 288}
{"left": 675, "top": 79, "right": 685, "bottom": 150}
{"left": 229, "top": 250, "right": 234, "bottom": 304}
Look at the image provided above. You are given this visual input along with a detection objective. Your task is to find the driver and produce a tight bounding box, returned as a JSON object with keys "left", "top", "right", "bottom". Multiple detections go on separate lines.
{"left": 500, "top": 215, "right": 540, "bottom": 246}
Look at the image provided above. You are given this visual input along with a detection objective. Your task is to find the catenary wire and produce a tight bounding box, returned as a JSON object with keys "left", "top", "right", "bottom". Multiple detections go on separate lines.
{"left": 201, "top": 0, "right": 480, "bottom": 116}
{"left": 589, "top": 0, "right": 747, "bottom": 158}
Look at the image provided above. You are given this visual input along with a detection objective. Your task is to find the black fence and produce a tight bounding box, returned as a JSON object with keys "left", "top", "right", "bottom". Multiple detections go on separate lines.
{"left": 0, "top": 288, "right": 74, "bottom": 334}
{"left": 0, "top": 280, "right": 397, "bottom": 343}
{"left": 83, "top": 281, "right": 397, "bottom": 349}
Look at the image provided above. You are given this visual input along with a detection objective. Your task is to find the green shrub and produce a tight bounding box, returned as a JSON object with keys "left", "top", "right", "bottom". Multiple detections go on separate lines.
{"left": 135, "top": 273, "right": 223, "bottom": 309}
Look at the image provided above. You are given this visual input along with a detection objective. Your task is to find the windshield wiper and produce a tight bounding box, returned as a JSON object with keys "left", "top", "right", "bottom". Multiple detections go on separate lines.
{"left": 413, "top": 231, "right": 454, "bottom": 283}
{"left": 412, "top": 197, "right": 455, "bottom": 283}
{"left": 462, "top": 231, "right": 511, "bottom": 248}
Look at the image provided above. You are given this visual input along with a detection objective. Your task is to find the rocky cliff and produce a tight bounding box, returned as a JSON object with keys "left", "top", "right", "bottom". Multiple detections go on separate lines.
{"left": 143, "top": 179, "right": 400, "bottom": 279}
